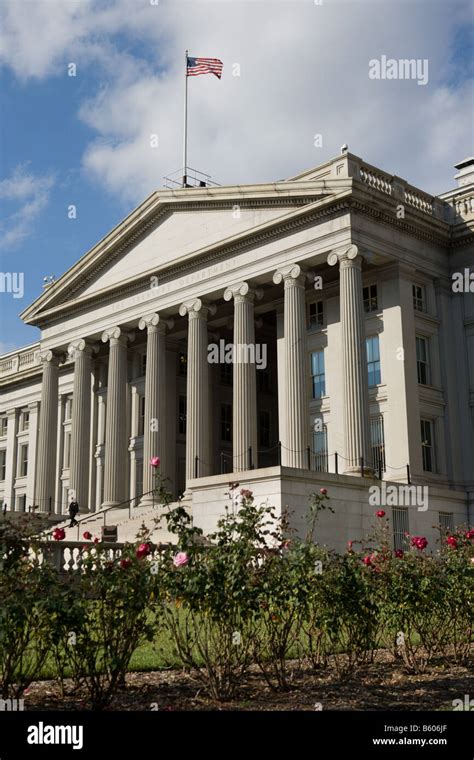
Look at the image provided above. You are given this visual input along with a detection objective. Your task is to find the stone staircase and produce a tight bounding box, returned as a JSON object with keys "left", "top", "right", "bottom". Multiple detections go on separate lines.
{"left": 47, "top": 501, "right": 182, "bottom": 544}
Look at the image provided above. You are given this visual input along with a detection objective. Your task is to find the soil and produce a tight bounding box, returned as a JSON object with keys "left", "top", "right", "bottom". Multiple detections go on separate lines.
{"left": 24, "top": 651, "right": 473, "bottom": 712}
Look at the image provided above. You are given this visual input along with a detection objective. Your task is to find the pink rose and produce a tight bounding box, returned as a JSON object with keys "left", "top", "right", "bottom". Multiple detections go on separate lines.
{"left": 411, "top": 536, "right": 428, "bottom": 551}
{"left": 446, "top": 535, "right": 458, "bottom": 549}
{"left": 240, "top": 488, "right": 253, "bottom": 500}
{"left": 136, "top": 543, "right": 151, "bottom": 559}
{"left": 150, "top": 456, "right": 160, "bottom": 468}
{"left": 465, "top": 529, "right": 474, "bottom": 540}
{"left": 320, "top": 488, "right": 327, "bottom": 496}
{"left": 173, "top": 551, "right": 189, "bottom": 568}
{"left": 83, "top": 531, "right": 92, "bottom": 540}
{"left": 347, "top": 540, "right": 353, "bottom": 550}
{"left": 363, "top": 555, "right": 372, "bottom": 566}
{"left": 375, "top": 510, "right": 385, "bottom": 518}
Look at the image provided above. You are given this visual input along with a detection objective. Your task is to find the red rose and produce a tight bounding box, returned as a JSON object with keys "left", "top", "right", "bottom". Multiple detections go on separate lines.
{"left": 375, "top": 510, "right": 385, "bottom": 518}
{"left": 93, "top": 537, "right": 100, "bottom": 544}
{"left": 394, "top": 549, "right": 404, "bottom": 558}
{"left": 465, "top": 529, "right": 474, "bottom": 540}
{"left": 363, "top": 555, "right": 372, "bottom": 566}
{"left": 83, "top": 531, "right": 92, "bottom": 540}
{"left": 320, "top": 488, "right": 328, "bottom": 496}
{"left": 446, "top": 535, "right": 458, "bottom": 549}
{"left": 136, "top": 543, "right": 151, "bottom": 559}
{"left": 411, "top": 536, "right": 428, "bottom": 551}
{"left": 52, "top": 528, "right": 65, "bottom": 541}
{"left": 120, "top": 558, "right": 132, "bottom": 569}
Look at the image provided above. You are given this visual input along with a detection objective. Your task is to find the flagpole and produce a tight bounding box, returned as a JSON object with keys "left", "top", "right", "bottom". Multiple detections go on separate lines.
{"left": 182, "top": 49, "right": 188, "bottom": 188}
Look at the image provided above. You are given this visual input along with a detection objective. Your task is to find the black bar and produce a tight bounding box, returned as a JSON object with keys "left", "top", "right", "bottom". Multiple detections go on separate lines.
{"left": 334, "top": 451, "right": 338, "bottom": 474}
{"left": 277, "top": 441, "right": 282, "bottom": 466}
{"left": 378, "top": 458, "right": 383, "bottom": 480}
{"left": 194, "top": 455, "right": 198, "bottom": 479}
{"left": 407, "top": 463, "right": 411, "bottom": 485}
{"left": 248, "top": 446, "right": 252, "bottom": 470}
{"left": 306, "top": 445, "right": 311, "bottom": 470}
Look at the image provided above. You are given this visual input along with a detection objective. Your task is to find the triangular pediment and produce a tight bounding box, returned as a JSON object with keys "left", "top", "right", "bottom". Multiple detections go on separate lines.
{"left": 21, "top": 178, "right": 346, "bottom": 325}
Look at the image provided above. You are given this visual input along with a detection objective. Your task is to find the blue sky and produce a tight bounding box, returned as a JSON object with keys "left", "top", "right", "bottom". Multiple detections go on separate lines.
{"left": 0, "top": 0, "right": 473, "bottom": 352}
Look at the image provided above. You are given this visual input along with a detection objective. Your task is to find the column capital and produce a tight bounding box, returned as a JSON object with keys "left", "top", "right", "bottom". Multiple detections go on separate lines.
{"left": 327, "top": 244, "right": 361, "bottom": 268}
{"left": 273, "top": 264, "right": 307, "bottom": 288}
{"left": 179, "top": 298, "right": 217, "bottom": 320}
{"left": 67, "top": 339, "right": 95, "bottom": 360}
{"left": 101, "top": 326, "right": 135, "bottom": 345}
{"left": 138, "top": 312, "right": 174, "bottom": 334}
{"left": 37, "top": 349, "right": 60, "bottom": 366}
{"left": 223, "top": 281, "right": 264, "bottom": 304}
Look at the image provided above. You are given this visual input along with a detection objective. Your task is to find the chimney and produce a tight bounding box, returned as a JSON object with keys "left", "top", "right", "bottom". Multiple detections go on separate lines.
{"left": 454, "top": 157, "right": 474, "bottom": 188}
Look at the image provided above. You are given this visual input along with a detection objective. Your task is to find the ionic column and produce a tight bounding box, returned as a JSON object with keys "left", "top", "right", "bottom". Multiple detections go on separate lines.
{"left": 273, "top": 265, "right": 308, "bottom": 468}
{"left": 67, "top": 340, "right": 93, "bottom": 512}
{"left": 101, "top": 327, "right": 133, "bottom": 508}
{"left": 328, "top": 244, "right": 371, "bottom": 474}
{"left": 36, "top": 350, "right": 60, "bottom": 512}
{"left": 179, "top": 299, "right": 215, "bottom": 487}
{"left": 224, "top": 282, "right": 263, "bottom": 471}
{"left": 138, "top": 313, "right": 174, "bottom": 505}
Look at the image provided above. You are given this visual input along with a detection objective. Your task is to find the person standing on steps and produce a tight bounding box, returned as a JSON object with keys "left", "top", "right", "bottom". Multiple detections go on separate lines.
{"left": 68, "top": 499, "right": 79, "bottom": 527}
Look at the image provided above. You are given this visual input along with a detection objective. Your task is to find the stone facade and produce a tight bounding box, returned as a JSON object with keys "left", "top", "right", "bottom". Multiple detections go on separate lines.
{"left": 0, "top": 151, "right": 473, "bottom": 549}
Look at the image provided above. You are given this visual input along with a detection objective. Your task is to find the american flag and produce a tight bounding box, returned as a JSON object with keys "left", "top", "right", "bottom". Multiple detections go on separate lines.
{"left": 187, "top": 56, "right": 223, "bottom": 79}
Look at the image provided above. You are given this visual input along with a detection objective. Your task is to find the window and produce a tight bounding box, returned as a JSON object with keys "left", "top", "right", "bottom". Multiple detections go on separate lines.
{"left": 370, "top": 415, "right": 386, "bottom": 471}
{"left": 178, "top": 395, "right": 187, "bottom": 435}
{"left": 363, "top": 284, "right": 378, "bottom": 313}
{"left": 366, "top": 336, "right": 381, "bottom": 387}
{"left": 257, "top": 368, "right": 270, "bottom": 393}
{"left": 19, "top": 444, "right": 28, "bottom": 477}
{"left": 64, "top": 397, "right": 73, "bottom": 421}
{"left": 416, "top": 336, "right": 430, "bottom": 385}
{"left": 220, "top": 362, "right": 232, "bottom": 385}
{"left": 308, "top": 300, "right": 324, "bottom": 328}
{"left": 0, "top": 449, "right": 6, "bottom": 481}
{"left": 138, "top": 396, "right": 146, "bottom": 436}
{"left": 141, "top": 354, "right": 147, "bottom": 377}
{"left": 413, "top": 284, "right": 425, "bottom": 312}
{"left": 258, "top": 410, "right": 270, "bottom": 448}
{"left": 311, "top": 350, "right": 326, "bottom": 398}
{"left": 64, "top": 432, "right": 71, "bottom": 469}
{"left": 312, "top": 425, "right": 328, "bottom": 472}
{"left": 0, "top": 417, "right": 7, "bottom": 437}
{"left": 20, "top": 410, "right": 29, "bottom": 431}
{"left": 393, "top": 507, "right": 409, "bottom": 552}
{"left": 421, "top": 419, "right": 436, "bottom": 472}
{"left": 220, "top": 403, "right": 232, "bottom": 442}
{"left": 178, "top": 352, "right": 187, "bottom": 376}
{"left": 439, "top": 512, "right": 455, "bottom": 535}
{"left": 136, "top": 460, "right": 143, "bottom": 500}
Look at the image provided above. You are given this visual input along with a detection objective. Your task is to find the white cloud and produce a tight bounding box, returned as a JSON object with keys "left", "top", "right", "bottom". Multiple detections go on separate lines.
{"left": 1, "top": 0, "right": 472, "bottom": 204}
{"left": 0, "top": 165, "right": 54, "bottom": 249}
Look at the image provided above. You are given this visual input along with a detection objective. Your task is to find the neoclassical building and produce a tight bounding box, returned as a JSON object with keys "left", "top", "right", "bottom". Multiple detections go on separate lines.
{"left": 1, "top": 151, "right": 473, "bottom": 550}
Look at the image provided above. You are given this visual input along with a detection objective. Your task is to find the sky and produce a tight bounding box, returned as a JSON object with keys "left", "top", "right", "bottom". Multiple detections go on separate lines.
{"left": 0, "top": 0, "right": 473, "bottom": 353}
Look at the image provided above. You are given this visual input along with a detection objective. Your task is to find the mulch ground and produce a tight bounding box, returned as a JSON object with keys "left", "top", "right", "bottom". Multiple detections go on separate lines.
{"left": 24, "top": 651, "right": 473, "bottom": 711}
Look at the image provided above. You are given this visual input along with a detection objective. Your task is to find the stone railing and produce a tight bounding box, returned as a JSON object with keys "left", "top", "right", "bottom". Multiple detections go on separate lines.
{"left": 358, "top": 165, "right": 393, "bottom": 196}
{"left": 32, "top": 540, "right": 171, "bottom": 573}
{"left": 355, "top": 159, "right": 446, "bottom": 220}
{"left": 0, "top": 344, "right": 40, "bottom": 379}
